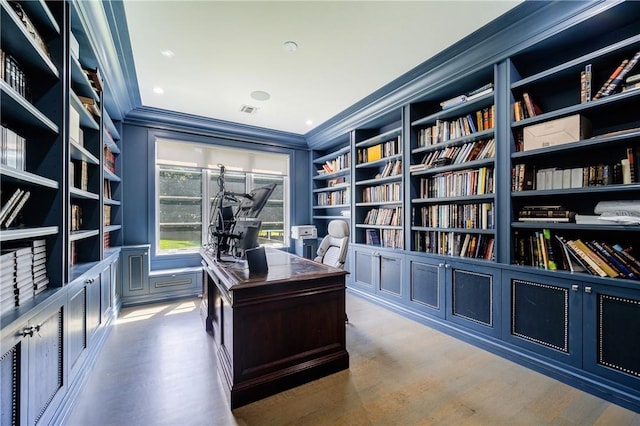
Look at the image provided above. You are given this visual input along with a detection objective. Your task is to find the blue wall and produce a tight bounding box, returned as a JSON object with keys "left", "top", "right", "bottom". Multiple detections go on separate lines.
{"left": 121, "top": 107, "right": 310, "bottom": 270}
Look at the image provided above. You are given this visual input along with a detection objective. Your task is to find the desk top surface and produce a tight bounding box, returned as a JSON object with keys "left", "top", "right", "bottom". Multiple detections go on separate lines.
{"left": 201, "top": 247, "right": 346, "bottom": 291}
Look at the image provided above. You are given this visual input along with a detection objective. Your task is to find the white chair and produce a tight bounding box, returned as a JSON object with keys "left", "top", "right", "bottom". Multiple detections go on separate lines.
{"left": 314, "top": 220, "right": 349, "bottom": 269}
{"left": 315, "top": 220, "right": 350, "bottom": 322}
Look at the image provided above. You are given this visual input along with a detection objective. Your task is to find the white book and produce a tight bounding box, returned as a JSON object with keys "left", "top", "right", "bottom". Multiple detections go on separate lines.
{"left": 562, "top": 169, "right": 572, "bottom": 189}
{"left": 621, "top": 159, "right": 631, "bottom": 184}
{"left": 0, "top": 188, "right": 23, "bottom": 225}
{"left": 4, "top": 190, "right": 30, "bottom": 228}
{"left": 552, "top": 169, "right": 564, "bottom": 189}
{"left": 570, "top": 168, "right": 583, "bottom": 188}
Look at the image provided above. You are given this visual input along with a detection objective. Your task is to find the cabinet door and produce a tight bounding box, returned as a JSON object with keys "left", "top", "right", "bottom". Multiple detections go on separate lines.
{"left": 407, "top": 255, "right": 446, "bottom": 319}
{"left": 378, "top": 251, "right": 403, "bottom": 299}
{"left": 351, "top": 246, "right": 375, "bottom": 290}
{"left": 1, "top": 329, "right": 28, "bottom": 425}
{"left": 27, "top": 303, "right": 65, "bottom": 426}
{"left": 121, "top": 247, "right": 150, "bottom": 298}
{"left": 111, "top": 258, "right": 120, "bottom": 305}
{"left": 501, "top": 270, "right": 583, "bottom": 367}
{"left": 446, "top": 261, "right": 502, "bottom": 338}
{"left": 100, "top": 263, "right": 111, "bottom": 317}
{"left": 86, "top": 275, "right": 101, "bottom": 339}
{"left": 583, "top": 283, "right": 640, "bottom": 389}
{"left": 68, "top": 285, "right": 87, "bottom": 380}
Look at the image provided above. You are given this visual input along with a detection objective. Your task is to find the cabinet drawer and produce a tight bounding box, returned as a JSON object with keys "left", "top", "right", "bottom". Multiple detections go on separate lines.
{"left": 149, "top": 272, "right": 199, "bottom": 295}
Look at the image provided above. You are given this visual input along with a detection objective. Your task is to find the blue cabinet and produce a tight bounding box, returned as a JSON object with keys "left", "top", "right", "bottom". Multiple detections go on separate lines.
{"left": 120, "top": 244, "right": 150, "bottom": 304}
{"left": 351, "top": 245, "right": 404, "bottom": 303}
{"left": 406, "top": 254, "right": 446, "bottom": 319}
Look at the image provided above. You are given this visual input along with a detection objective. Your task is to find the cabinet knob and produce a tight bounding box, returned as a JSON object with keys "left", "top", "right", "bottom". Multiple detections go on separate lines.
{"left": 444, "top": 264, "right": 451, "bottom": 269}
{"left": 571, "top": 284, "right": 579, "bottom": 292}
{"left": 438, "top": 263, "right": 445, "bottom": 268}
{"left": 585, "top": 286, "right": 592, "bottom": 294}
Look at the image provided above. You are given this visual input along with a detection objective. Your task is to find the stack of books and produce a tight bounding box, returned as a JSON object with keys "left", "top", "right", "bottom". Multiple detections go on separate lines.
{"left": 517, "top": 205, "right": 576, "bottom": 223}
{"left": 0, "top": 250, "right": 17, "bottom": 316}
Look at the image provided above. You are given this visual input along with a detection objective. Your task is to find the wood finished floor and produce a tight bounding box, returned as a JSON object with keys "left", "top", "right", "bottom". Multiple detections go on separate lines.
{"left": 65, "top": 293, "right": 640, "bottom": 426}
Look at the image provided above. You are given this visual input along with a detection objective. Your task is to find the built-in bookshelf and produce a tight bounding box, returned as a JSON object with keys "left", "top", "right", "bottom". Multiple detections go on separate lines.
{"left": 354, "top": 116, "right": 403, "bottom": 248}
{"left": 409, "top": 69, "right": 497, "bottom": 260}
{"left": 508, "top": 24, "right": 640, "bottom": 280}
{"left": 0, "top": 0, "right": 63, "bottom": 306}
{"left": 312, "top": 136, "right": 351, "bottom": 238}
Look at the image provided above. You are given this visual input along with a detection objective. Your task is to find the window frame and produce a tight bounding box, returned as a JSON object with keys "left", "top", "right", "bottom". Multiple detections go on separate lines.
{"left": 155, "top": 164, "right": 289, "bottom": 257}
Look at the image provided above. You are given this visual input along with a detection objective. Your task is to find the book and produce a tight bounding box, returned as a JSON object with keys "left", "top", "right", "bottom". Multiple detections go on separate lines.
{"left": 367, "top": 145, "right": 382, "bottom": 162}
{"left": 3, "top": 190, "right": 30, "bottom": 228}
{"left": 593, "top": 58, "right": 629, "bottom": 99}
{"left": 0, "top": 188, "right": 24, "bottom": 224}
{"left": 573, "top": 239, "right": 618, "bottom": 278}
{"left": 522, "top": 92, "right": 543, "bottom": 117}
{"left": 599, "top": 50, "right": 640, "bottom": 98}
{"left": 590, "top": 240, "right": 637, "bottom": 280}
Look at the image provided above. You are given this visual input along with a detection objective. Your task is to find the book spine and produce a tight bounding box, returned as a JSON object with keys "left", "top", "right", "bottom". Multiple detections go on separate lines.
{"left": 566, "top": 240, "right": 607, "bottom": 277}
{"left": 592, "top": 241, "right": 637, "bottom": 280}
{"left": 594, "top": 59, "right": 629, "bottom": 99}
{"left": 574, "top": 239, "right": 618, "bottom": 278}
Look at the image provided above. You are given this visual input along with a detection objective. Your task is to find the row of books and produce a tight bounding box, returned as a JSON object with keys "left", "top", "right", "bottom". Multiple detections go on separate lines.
{"left": 514, "top": 229, "right": 639, "bottom": 281}
{"left": 357, "top": 136, "right": 401, "bottom": 164}
{"left": 413, "top": 202, "right": 494, "bottom": 230}
{"left": 0, "top": 48, "right": 31, "bottom": 101}
{"left": 0, "top": 125, "right": 26, "bottom": 171}
{"left": 104, "top": 205, "right": 111, "bottom": 226}
{"left": 592, "top": 50, "right": 640, "bottom": 100}
{"left": 439, "top": 83, "right": 494, "bottom": 110}
{"left": 8, "top": 1, "right": 50, "bottom": 59}
{"left": 104, "top": 145, "right": 116, "bottom": 174}
{"left": 326, "top": 176, "right": 347, "bottom": 188}
{"left": 363, "top": 206, "right": 402, "bottom": 226}
{"left": 377, "top": 160, "right": 402, "bottom": 178}
{"left": 0, "top": 239, "right": 50, "bottom": 317}
{"left": 71, "top": 204, "right": 83, "bottom": 231}
{"left": 413, "top": 231, "right": 495, "bottom": 260}
{"left": 318, "top": 152, "right": 350, "bottom": 174}
{"left": 317, "top": 189, "right": 349, "bottom": 206}
{"left": 512, "top": 149, "right": 637, "bottom": 192}
{"left": 517, "top": 205, "right": 576, "bottom": 223}
{"left": 513, "top": 92, "right": 543, "bottom": 121}
{"left": 411, "top": 138, "right": 495, "bottom": 173}
{"left": 361, "top": 182, "right": 401, "bottom": 203}
{"left": 104, "top": 179, "right": 113, "bottom": 200}
{"left": 365, "top": 228, "right": 404, "bottom": 249}
{"left": 0, "top": 188, "right": 31, "bottom": 228}
{"left": 417, "top": 107, "right": 495, "bottom": 147}
{"left": 418, "top": 166, "right": 495, "bottom": 198}
{"left": 70, "top": 160, "right": 90, "bottom": 191}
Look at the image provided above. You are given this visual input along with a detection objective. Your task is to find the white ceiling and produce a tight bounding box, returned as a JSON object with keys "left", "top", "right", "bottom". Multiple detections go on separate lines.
{"left": 123, "top": 1, "right": 522, "bottom": 136}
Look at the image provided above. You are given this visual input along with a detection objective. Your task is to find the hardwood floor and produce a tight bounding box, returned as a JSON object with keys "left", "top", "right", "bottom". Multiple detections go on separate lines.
{"left": 65, "top": 293, "right": 640, "bottom": 425}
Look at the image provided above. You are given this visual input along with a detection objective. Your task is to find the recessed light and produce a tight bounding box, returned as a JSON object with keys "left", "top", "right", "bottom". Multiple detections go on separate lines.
{"left": 160, "top": 50, "right": 175, "bottom": 58}
{"left": 251, "top": 91, "right": 271, "bottom": 101}
{"left": 283, "top": 41, "right": 298, "bottom": 52}
{"left": 153, "top": 87, "right": 164, "bottom": 94}
{"left": 305, "top": 120, "right": 313, "bottom": 126}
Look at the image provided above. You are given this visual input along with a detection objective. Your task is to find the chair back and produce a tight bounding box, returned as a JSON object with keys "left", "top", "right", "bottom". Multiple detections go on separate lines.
{"left": 314, "top": 220, "right": 349, "bottom": 269}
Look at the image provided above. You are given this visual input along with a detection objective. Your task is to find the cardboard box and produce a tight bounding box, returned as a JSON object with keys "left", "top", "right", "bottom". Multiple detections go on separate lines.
{"left": 523, "top": 114, "right": 591, "bottom": 151}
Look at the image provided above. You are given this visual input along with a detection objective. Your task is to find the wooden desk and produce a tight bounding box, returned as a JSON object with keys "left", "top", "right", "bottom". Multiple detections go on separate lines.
{"left": 200, "top": 248, "right": 349, "bottom": 409}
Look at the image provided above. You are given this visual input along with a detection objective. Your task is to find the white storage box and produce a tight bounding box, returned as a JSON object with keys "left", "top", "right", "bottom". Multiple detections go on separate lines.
{"left": 523, "top": 114, "right": 591, "bottom": 151}
{"left": 291, "top": 225, "right": 317, "bottom": 239}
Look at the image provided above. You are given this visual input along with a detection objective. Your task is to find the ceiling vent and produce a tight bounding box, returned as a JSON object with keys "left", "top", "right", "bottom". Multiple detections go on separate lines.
{"left": 240, "top": 104, "right": 259, "bottom": 114}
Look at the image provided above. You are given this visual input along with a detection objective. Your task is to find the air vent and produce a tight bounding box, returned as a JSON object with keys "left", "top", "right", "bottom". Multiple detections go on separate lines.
{"left": 240, "top": 104, "right": 259, "bottom": 114}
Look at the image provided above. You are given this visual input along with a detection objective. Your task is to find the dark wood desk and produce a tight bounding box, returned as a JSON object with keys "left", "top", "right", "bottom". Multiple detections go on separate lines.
{"left": 200, "top": 248, "right": 349, "bottom": 409}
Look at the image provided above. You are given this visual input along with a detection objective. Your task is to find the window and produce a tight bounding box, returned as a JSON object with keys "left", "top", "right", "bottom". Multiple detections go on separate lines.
{"left": 156, "top": 139, "right": 289, "bottom": 255}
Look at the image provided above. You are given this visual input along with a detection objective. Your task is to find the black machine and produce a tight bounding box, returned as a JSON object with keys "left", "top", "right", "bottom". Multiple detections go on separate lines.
{"left": 208, "top": 164, "right": 276, "bottom": 262}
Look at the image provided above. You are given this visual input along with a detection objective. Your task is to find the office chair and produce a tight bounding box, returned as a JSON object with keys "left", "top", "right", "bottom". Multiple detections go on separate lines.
{"left": 314, "top": 220, "right": 349, "bottom": 269}
{"left": 314, "top": 220, "right": 350, "bottom": 323}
